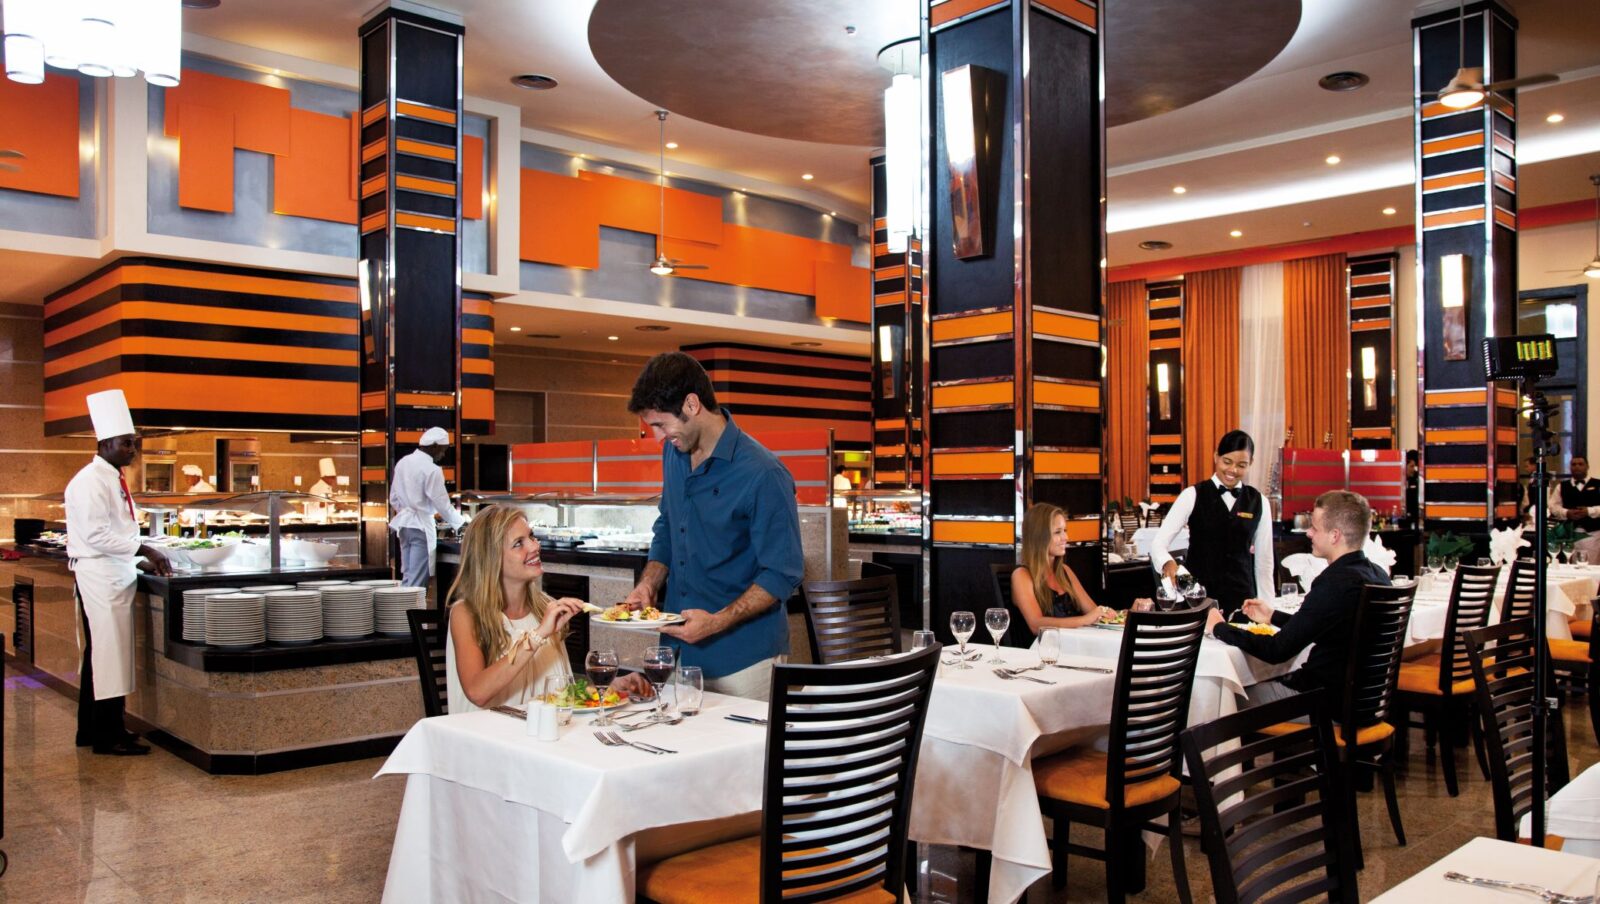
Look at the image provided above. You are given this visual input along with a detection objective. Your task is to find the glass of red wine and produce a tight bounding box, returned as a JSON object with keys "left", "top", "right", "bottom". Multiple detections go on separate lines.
{"left": 585, "top": 649, "right": 620, "bottom": 728}
{"left": 642, "top": 645, "right": 676, "bottom": 722}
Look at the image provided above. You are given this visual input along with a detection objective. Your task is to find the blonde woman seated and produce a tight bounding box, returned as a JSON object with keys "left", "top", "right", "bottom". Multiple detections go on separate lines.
{"left": 1011, "top": 503, "right": 1134, "bottom": 635}
{"left": 446, "top": 504, "right": 646, "bottom": 711}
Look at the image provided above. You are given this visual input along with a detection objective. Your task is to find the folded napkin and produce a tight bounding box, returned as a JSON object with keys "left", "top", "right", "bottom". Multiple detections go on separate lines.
{"left": 1107, "top": 552, "right": 1124, "bottom": 564}
{"left": 1488, "top": 525, "right": 1530, "bottom": 566}
{"left": 1363, "top": 533, "right": 1397, "bottom": 575}
{"left": 1282, "top": 552, "right": 1327, "bottom": 590}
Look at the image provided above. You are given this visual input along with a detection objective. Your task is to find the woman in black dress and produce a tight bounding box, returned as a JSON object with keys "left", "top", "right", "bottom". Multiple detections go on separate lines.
{"left": 1010, "top": 503, "right": 1111, "bottom": 635}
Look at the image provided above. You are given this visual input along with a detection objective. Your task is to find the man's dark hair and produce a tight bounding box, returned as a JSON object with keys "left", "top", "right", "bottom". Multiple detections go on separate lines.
{"left": 1405, "top": 449, "right": 1419, "bottom": 464}
{"left": 627, "top": 352, "right": 719, "bottom": 418}
{"left": 1216, "top": 430, "right": 1255, "bottom": 458}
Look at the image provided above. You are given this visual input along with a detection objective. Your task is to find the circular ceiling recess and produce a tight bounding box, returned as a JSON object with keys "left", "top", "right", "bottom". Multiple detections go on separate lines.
{"left": 588, "top": 0, "right": 1300, "bottom": 145}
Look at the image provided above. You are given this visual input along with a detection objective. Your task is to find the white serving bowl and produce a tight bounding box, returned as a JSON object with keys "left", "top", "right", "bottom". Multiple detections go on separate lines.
{"left": 281, "top": 539, "right": 338, "bottom": 565}
{"left": 185, "top": 544, "right": 237, "bottom": 568}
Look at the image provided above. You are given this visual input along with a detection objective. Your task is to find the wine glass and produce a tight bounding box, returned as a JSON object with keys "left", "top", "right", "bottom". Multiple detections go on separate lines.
{"left": 1183, "top": 580, "right": 1208, "bottom": 608}
{"left": 584, "top": 649, "right": 620, "bottom": 728}
{"left": 984, "top": 607, "right": 1010, "bottom": 662}
{"left": 641, "top": 645, "right": 675, "bottom": 722}
{"left": 1427, "top": 554, "right": 1443, "bottom": 576}
{"left": 1560, "top": 540, "right": 1575, "bottom": 564}
{"left": 1443, "top": 554, "right": 1460, "bottom": 573}
{"left": 1476, "top": 557, "right": 1492, "bottom": 568}
{"left": 949, "top": 611, "right": 976, "bottom": 669}
{"left": 1038, "top": 628, "right": 1060, "bottom": 669}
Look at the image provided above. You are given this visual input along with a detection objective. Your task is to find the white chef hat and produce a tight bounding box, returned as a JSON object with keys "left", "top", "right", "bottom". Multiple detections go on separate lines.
{"left": 182, "top": 464, "right": 203, "bottom": 476}
{"left": 87, "top": 389, "right": 135, "bottom": 440}
{"left": 419, "top": 427, "right": 451, "bottom": 446}
{"left": 318, "top": 457, "right": 337, "bottom": 477}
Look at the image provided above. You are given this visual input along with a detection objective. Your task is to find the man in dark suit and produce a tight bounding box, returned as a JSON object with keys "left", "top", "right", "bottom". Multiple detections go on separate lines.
{"left": 1553, "top": 454, "right": 1600, "bottom": 532}
{"left": 1207, "top": 489, "right": 1390, "bottom": 706}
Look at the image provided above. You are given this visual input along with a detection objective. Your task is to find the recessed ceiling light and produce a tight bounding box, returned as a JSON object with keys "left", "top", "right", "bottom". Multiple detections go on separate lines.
{"left": 1138, "top": 240, "right": 1171, "bottom": 251}
{"left": 665, "top": 141, "right": 678, "bottom": 149}
{"left": 635, "top": 324, "right": 670, "bottom": 332}
{"left": 1229, "top": 229, "right": 1243, "bottom": 238}
{"left": 182, "top": 0, "right": 221, "bottom": 8}
{"left": 801, "top": 173, "right": 814, "bottom": 181}
{"left": 511, "top": 74, "right": 559, "bottom": 90}
{"left": 1325, "top": 155, "right": 1341, "bottom": 165}
{"left": 1172, "top": 186, "right": 1187, "bottom": 195}
{"left": 1318, "top": 71, "right": 1369, "bottom": 92}
{"left": 1382, "top": 207, "right": 1397, "bottom": 216}
{"left": 606, "top": 335, "right": 620, "bottom": 341}
{"left": 525, "top": 333, "right": 560, "bottom": 340}
{"left": 1547, "top": 113, "right": 1565, "bottom": 123}
{"left": 791, "top": 341, "right": 822, "bottom": 347}
{"left": 826, "top": 211, "right": 836, "bottom": 217}
{"left": 509, "top": 326, "right": 522, "bottom": 332}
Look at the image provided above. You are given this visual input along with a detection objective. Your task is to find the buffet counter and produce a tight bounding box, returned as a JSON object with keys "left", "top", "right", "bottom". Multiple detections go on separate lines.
{"left": 1, "top": 551, "right": 422, "bottom": 775}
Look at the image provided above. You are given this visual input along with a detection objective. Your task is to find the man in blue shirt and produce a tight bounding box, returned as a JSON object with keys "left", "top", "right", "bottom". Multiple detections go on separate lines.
{"left": 623, "top": 352, "right": 805, "bottom": 701}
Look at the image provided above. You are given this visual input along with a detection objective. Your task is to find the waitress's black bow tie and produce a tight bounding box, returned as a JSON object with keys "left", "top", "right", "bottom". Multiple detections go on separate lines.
{"left": 1220, "top": 487, "right": 1237, "bottom": 501}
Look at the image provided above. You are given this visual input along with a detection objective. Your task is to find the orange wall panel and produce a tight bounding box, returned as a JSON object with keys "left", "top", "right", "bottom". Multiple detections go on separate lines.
{"left": 815, "top": 260, "right": 871, "bottom": 323}
{"left": 463, "top": 134, "right": 485, "bottom": 220}
{"left": 273, "top": 107, "right": 359, "bottom": 224}
{"left": 521, "top": 169, "right": 601, "bottom": 269}
{"left": 164, "top": 69, "right": 290, "bottom": 156}
{"left": 177, "top": 104, "right": 236, "bottom": 213}
{"left": 0, "top": 74, "right": 80, "bottom": 198}
{"left": 580, "top": 171, "right": 722, "bottom": 244}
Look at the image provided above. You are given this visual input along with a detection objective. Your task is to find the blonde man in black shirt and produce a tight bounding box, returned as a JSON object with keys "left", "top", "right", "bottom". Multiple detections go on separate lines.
{"left": 1206, "top": 489, "right": 1390, "bottom": 707}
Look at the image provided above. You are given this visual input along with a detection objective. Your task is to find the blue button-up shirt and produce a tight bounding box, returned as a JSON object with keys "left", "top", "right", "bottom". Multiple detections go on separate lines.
{"left": 647, "top": 411, "right": 804, "bottom": 678}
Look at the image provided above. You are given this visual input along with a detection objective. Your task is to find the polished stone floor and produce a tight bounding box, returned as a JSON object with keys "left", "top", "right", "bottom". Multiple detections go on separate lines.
{"left": 0, "top": 665, "right": 1594, "bottom": 903}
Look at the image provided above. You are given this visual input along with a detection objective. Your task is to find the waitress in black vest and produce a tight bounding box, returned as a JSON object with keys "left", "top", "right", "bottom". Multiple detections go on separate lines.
{"left": 1150, "top": 430, "right": 1276, "bottom": 616}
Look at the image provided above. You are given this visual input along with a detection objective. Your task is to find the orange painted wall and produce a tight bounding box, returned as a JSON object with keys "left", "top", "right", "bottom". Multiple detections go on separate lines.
{"left": 0, "top": 74, "right": 81, "bottom": 198}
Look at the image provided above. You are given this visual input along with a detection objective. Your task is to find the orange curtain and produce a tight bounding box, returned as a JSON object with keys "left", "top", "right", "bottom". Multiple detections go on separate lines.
{"left": 1182, "top": 268, "right": 1242, "bottom": 483}
{"left": 1106, "top": 279, "right": 1147, "bottom": 505}
{"left": 1283, "top": 253, "right": 1350, "bottom": 450}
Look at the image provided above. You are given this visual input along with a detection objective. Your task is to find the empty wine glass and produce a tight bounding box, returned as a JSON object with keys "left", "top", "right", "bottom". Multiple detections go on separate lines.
{"left": 1560, "top": 540, "right": 1575, "bottom": 563}
{"left": 1443, "top": 554, "right": 1460, "bottom": 573}
{"left": 949, "top": 611, "right": 976, "bottom": 669}
{"left": 1426, "top": 554, "right": 1443, "bottom": 575}
{"left": 984, "top": 607, "right": 1010, "bottom": 662}
{"left": 1038, "top": 628, "right": 1060, "bottom": 668}
{"left": 585, "top": 649, "right": 620, "bottom": 728}
{"left": 641, "top": 645, "right": 675, "bottom": 722}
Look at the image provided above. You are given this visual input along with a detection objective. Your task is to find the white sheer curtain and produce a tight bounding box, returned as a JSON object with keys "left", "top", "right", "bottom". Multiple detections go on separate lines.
{"left": 1239, "top": 262, "right": 1286, "bottom": 496}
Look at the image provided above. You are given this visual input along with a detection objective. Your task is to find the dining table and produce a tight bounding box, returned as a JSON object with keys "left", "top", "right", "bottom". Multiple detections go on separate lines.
{"left": 1407, "top": 564, "right": 1597, "bottom": 642}
{"left": 1521, "top": 759, "right": 1600, "bottom": 859}
{"left": 1371, "top": 835, "right": 1600, "bottom": 902}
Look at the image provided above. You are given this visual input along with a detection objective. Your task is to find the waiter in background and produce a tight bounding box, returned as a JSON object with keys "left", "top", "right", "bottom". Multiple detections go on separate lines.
{"left": 1151, "top": 430, "right": 1275, "bottom": 616}
{"left": 389, "top": 427, "right": 464, "bottom": 589}
{"left": 1553, "top": 453, "right": 1600, "bottom": 532}
{"left": 66, "top": 389, "right": 170, "bottom": 756}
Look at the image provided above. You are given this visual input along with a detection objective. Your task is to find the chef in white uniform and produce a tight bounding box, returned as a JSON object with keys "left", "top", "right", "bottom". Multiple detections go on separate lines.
{"left": 389, "top": 427, "right": 464, "bottom": 588}
{"left": 181, "top": 464, "right": 216, "bottom": 494}
{"left": 66, "top": 389, "right": 170, "bottom": 756}
{"left": 310, "top": 457, "right": 338, "bottom": 499}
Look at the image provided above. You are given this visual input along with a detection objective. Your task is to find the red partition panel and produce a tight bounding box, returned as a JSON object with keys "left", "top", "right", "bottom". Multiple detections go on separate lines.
{"left": 1280, "top": 447, "right": 1406, "bottom": 520}
{"left": 754, "top": 428, "right": 834, "bottom": 506}
{"left": 1349, "top": 449, "right": 1406, "bottom": 519}
{"left": 511, "top": 440, "right": 594, "bottom": 493}
{"left": 1281, "top": 448, "right": 1346, "bottom": 520}
{"left": 596, "top": 438, "right": 664, "bottom": 495}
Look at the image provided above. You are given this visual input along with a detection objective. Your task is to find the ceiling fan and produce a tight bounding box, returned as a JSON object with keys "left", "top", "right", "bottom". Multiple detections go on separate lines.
{"left": 1421, "top": 0, "right": 1557, "bottom": 109}
{"left": 0, "top": 149, "right": 22, "bottom": 173}
{"left": 1546, "top": 174, "right": 1600, "bottom": 279}
{"left": 647, "top": 110, "right": 707, "bottom": 276}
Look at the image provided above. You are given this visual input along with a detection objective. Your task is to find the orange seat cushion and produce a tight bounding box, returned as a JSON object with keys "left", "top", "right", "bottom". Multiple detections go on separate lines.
{"left": 1396, "top": 661, "right": 1475, "bottom": 696}
{"left": 1257, "top": 719, "right": 1394, "bottom": 747}
{"left": 1549, "top": 638, "right": 1591, "bottom": 665}
{"left": 1570, "top": 619, "right": 1590, "bottom": 640}
{"left": 1033, "top": 748, "right": 1180, "bottom": 809}
{"left": 637, "top": 835, "right": 897, "bottom": 904}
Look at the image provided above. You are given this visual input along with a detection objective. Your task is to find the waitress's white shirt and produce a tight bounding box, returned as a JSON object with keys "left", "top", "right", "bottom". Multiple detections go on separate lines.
{"left": 1150, "top": 475, "right": 1276, "bottom": 600}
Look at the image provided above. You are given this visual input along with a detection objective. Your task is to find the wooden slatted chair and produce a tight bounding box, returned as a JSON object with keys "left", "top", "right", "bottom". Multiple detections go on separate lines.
{"left": 1498, "top": 557, "right": 1539, "bottom": 625}
{"left": 1462, "top": 619, "right": 1544, "bottom": 841}
{"left": 1393, "top": 563, "right": 1498, "bottom": 796}
{"left": 1029, "top": 604, "right": 1208, "bottom": 904}
{"left": 638, "top": 645, "right": 941, "bottom": 904}
{"left": 1181, "top": 691, "right": 1360, "bottom": 904}
{"left": 1255, "top": 582, "right": 1415, "bottom": 868}
{"left": 1549, "top": 602, "right": 1596, "bottom": 745}
{"left": 1118, "top": 511, "right": 1141, "bottom": 533}
{"left": 988, "top": 563, "right": 1034, "bottom": 648}
{"left": 405, "top": 607, "right": 449, "bottom": 718}
{"left": 800, "top": 575, "right": 902, "bottom": 664}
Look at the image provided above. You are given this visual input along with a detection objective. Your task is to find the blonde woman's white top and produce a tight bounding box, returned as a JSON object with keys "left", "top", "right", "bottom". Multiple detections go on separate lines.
{"left": 444, "top": 609, "right": 570, "bottom": 714}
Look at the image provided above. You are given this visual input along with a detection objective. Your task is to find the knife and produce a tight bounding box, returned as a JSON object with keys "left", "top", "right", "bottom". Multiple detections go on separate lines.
{"left": 724, "top": 714, "right": 768, "bottom": 725}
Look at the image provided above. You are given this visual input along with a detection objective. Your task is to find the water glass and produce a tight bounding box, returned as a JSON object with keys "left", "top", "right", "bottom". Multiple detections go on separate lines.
{"left": 1038, "top": 628, "right": 1060, "bottom": 668}
{"left": 949, "top": 611, "right": 976, "bottom": 669}
{"left": 984, "top": 607, "right": 1010, "bottom": 662}
{"left": 1573, "top": 549, "right": 1589, "bottom": 569}
{"left": 911, "top": 630, "right": 936, "bottom": 652}
{"left": 1476, "top": 557, "right": 1492, "bottom": 568}
{"left": 1278, "top": 582, "right": 1300, "bottom": 606}
{"left": 674, "top": 666, "right": 703, "bottom": 717}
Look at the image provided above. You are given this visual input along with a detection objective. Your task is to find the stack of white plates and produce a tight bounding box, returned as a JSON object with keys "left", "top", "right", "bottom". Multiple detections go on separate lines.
{"left": 265, "top": 590, "right": 323, "bottom": 644}
{"left": 181, "top": 587, "right": 236, "bottom": 642}
{"left": 354, "top": 579, "right": 402, "bottom": 588}
{"left": 205, "top": 592, "right": 266, "bottom": 647}
{"left": 374, "top": 586, "right": 426, "bottom": 635}
{"left": 250, "top": 584, "right": 295, "bottom": 593}
{"left": 298, "top": 580, "right": 351, "bottom": 591}
{"left": 321, "top": 585, "right": 375, "bottom": 639}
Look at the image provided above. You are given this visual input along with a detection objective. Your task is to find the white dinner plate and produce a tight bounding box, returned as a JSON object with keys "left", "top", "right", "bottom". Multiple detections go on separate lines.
{"left": 593, "top": 613, "right": 687, "bottom": 629}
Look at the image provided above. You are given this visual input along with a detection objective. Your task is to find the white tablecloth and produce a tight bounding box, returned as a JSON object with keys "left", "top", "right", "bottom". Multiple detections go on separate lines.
{"left": 1372, "top": 836, "right": 1600, "bottom": 902}
{"left": 1408, "top": 567, "right": 1597, "bottom": 643}
{"left": 910, "top": 645, "right": 1115, "bottom": 904}
{"left": 1054, "top": 625, "right": 1297, "bottom": 709}
{"left": 1521, "top": 761, "right": 1600, "bottom": 859}
{"left": 377, "top": 693, "right": 769, "bottom": 903}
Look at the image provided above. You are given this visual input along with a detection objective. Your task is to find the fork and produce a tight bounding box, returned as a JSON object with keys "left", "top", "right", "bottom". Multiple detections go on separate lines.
{"left": 992, "top": 667, "right": 1055, "bottom": 686}
{"left": 619, "top": 714, "right": 684, "bottom": 732}
{"left": 596, "top": 729, "right": 676, "bottom": 754}
{"left": 1443, "top": 872, "right": 1594, "bottom": 904}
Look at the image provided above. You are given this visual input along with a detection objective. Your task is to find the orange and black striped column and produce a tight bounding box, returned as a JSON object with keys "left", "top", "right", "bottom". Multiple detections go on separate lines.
{"left": 1348, "top": 254, "right": 1397, "bottom": 450}
{"left": 1146, "top": 280, "right": 1183, "bottom": 499}
{"left": 1412, "top": 1, "right": 1521, "bottom": 529}
{"left": 923, "top": 0, "right": 1104, "bottom": 636}
{"left": 869, "top": 155, "right": 924, "bottom": 489}
{"left": 357, "top": 5, "right": 467, "bottom": 564}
